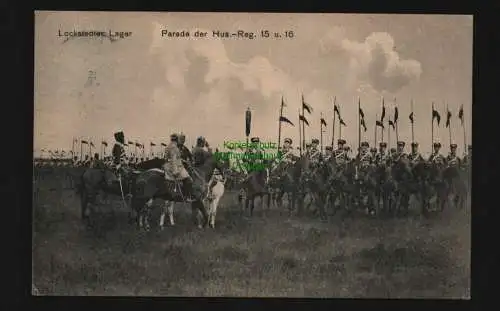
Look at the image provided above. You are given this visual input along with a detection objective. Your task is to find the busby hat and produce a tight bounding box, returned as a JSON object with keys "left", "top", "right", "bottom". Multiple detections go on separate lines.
{"left": 284, "top": 138, "right": 292, "bottom": 144}
{"left": 411, "top": 142, "right": 419, "bottom": 147}
{"left": 337, "top": 139, "right": 346, "bottom": 145}
{"left": 370, "top": 147, "right": 377, "bottom": 152}
{"left": 361, "top": 141, "right": 369, "bottom": 147}
{"left": 114, "top": 131, "right": 125, "bottom": 144}
{"left": 450, "top": 143, "right": 457, "bottom": 149}
{"left": 251, "top": 137, "right": 259, "bottom": 143}
{"left": 433, "top": 142, "right": 441, "bottom": 148}
{"left": 325, "top": 146, "right": 333, "bottom": 151}
{"left": 311, "top": 138, "right": 319, "bottom": 144}
{"left": 390, "top": 147, "right": 397, "bottom": 153}
{"left": 379, "top": 142, "right": 387, "bottom": 148}
{"left": 170, "top": 133, "right": 179, "bottom": 141}
{"left": 397, "top": 141, "right": 405, "bottom": 147}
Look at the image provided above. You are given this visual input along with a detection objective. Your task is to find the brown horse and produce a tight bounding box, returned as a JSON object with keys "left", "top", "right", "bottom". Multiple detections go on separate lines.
{"left": 132, "top": 152, "right": 223, "bottom": 230}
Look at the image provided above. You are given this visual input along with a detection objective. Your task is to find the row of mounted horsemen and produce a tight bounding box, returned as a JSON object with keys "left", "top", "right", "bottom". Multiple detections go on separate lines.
{"left": 73, "top": 130, "right": 471, "bottom": 231}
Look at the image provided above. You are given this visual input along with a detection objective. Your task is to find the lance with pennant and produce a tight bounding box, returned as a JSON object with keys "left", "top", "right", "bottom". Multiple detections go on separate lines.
{"left": 410, "top": 99, "right": 415, "bottom": 144}
{"left": 357, "top": 97, "right": 361, "bottom": 151}
{"left": 374, "top": 113, "right": 378, "bottom": 147}
{"left": 298, "top": 108, "right": 302, "bottom": 156}
{"left": 331, "top": 96, "right": 336, "bottom": 148}
{"left": 246, "top": 107, "right": 251, "bottom": 150}
{"left": 278, "top": 97, "right": 284, "bottom": 152}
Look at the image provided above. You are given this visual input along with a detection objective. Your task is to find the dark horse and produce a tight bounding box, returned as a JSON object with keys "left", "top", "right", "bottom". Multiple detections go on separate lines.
{"left": 132, "top": 152, "right": 223, "bottom": 230}
{"left": 78, "top": 157, "right": 169, "bottom": 227}
{"left": 268, "top": 156, "right": 304, "bottom": 215}
{"left": 240, "top": 161, "right": 272, "bottom": 216}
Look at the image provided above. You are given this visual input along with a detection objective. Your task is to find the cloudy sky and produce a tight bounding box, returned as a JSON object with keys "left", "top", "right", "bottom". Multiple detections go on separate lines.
{"left": 34, "top": 12, "right": 472, "bottom": 157}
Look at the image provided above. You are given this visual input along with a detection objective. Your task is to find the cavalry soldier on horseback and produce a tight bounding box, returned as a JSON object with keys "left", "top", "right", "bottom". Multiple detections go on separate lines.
{"left": 309, "top": 139, "right": 322, "bottom": 165}
{"left": 178, "top": 133, "right": 193, "bottom": 168}
{"left": 357, "top": 142, "right": 373, "bottom": 168}
{"left": 462, "top": 144, "right": 472, "bottom": 169}
{"left": 393, "top": 141, "right": 409, "bottom": 163}
{"left": 324, "top": 146, "right": 333, "bottom": 161}
{"left": 370, "top": 147, "right": 378, "bottom": 165}
{"left": 408, "top": 142, "right": 424, "bottom": 166}
{"left": 112, "top": 131, "right": 127, "bottom": 177}
{"left": 334, "top": 139, "right": 348, "bottom": 165}
{"left": 375, "top": 142, "right": 390, "bottom": 166}
{"left": 164, "top": 133, "right": 195, "bottom": 202}
{"left": 429, "top": 142, "right": 446, "bottom": 167}
{"left": 446, "top": 144, "right": 461, "bottom": 168}
{"left": 279, "top": 138, "right": 298, "bottom": 164}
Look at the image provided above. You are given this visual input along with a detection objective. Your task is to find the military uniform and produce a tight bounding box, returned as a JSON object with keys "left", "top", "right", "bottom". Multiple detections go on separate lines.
{"left": 164, "top": 133, "right": 194, "bottom": 201}
{"left": 333, "top": 139, "right": 348, "bottom": 166}
{"left": 446, "top": 144, "right": 461, "bottom": 168}
{"left": 392, "top": 141, "right": 408, "bottom": 164}
{"left": 375, "top": 142, "right": 390, "bottom": 166}
{"left": 357, "top": 142, "right": 373, "bottom": 169}
{"left": 462, "top": 145, "right": 472, "bottom": 169}
{"left": 428, "top": 142, "right": 446, "bottom": 167}
{"left": 408, "top": 142, "right": 424, "bottom": 166}
{"left": 369, "top": 148, "right": 378, "bottom": 165}
{"left": 324, "top": 146, "right": 333, "bottom": 161}
{"left": 309, "top": 138, "right": 322, "bottom": 165}
{"left": 112, "top": 131, "right": 127, "bottom": 171}
{"left": 178, "top": 133, "right": 193, "bottom": 167}
{"left": 192, "top": 136, "right": 211, "bottom": 167}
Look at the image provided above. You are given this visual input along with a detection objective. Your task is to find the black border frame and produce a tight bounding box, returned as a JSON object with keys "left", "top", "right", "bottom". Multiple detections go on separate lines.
{"left": 6, "top": 1, "right": 497, "bottom": 310}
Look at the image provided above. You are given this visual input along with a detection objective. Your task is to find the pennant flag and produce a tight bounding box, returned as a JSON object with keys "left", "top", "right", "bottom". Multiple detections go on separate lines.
{"left": 128, "top": 141, "right": 134, "bottom": 145}
{"left": 302, "top": 95, "right": 313, "bottom": 114}
{"left": 135, "top": 142, "right": 141, "bottom": 147}
{"left": 458, "top": 105, "right": 464, "bottom": 125}
{"left": 432, "top": 108, "right": 441, "bottom": 126}
{"left": 279, "top": 116, "right": 295, "bottom": 126}
{"left": 409, "top": 112, "right": 414, "bottom": 123}
{"left": 380, "top": 98, "right": 386, "bottom": 121}
{"left": 81, "top": 140, "right": 88, "bottom": 144}
{"left": 361, "top": 118, "right": 367, "bottom": 132}
{"left": 394, "top": 107, "right": 399, "bottom": 123}
{"left": 90, "top": 142, "right": 95, "bottom": 147}
{"left": 150, "top": 142, "right": 156, "bottom": 146}
{"left": 339, "top": 118, "right": 346, "bottom": 126}
{"left": 161, "top": 143, "right": 167, "bottom": 147}
{"left": 359, "top": 107, "right": 365, "bottom": 119}
{"left": 320, "top": 117, "right": 327, "bottom": 127}
{"left": 389, "top": 120, "right": 395, "bottom": 130}
{"left": 376, "top": 120, "right": 385, "bottom": 129}
{"left": 334, "top": 103, "right": 341, "bottom": 117}
{"left": 299, "top": 115, "right": 310, "bottom": 126}
{"left": 446, "top": 109, "right": 452, "bottom": 128}
{"left": 281, "top": 96, "right": 286, "bottom": 107}
{"left": 102, "top": 141, "right": 108, "bottom": 146}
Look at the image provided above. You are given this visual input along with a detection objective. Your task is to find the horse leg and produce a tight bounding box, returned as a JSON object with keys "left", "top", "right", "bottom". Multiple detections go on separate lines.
{"left": 141, "top": 198, "right": 153, "bottom": 231}
{"left": 267, "top": 192, "right": 271, "bottom": 210}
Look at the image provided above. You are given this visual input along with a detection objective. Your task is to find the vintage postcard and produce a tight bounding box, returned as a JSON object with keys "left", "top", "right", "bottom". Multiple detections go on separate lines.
{"left": 33, "top": 11, "right": 472, "bottom": 298}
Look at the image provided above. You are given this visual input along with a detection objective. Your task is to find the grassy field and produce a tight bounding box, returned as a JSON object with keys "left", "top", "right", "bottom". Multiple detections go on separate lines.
{"left": 32, "top": 172, "right": 470, "bottom": 298}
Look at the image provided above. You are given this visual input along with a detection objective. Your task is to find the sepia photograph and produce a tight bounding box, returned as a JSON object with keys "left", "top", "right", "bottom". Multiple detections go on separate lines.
{"left": 33, "top": 11, "right": 472, "bottom": 298}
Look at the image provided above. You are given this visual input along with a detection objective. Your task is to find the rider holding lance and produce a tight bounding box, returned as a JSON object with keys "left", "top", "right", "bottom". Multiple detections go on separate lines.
{"left": 408, "top": 142, "right": 425, "bottom": 166}
{"left": 112, "top": 131, "right": 127, "bottom": 177}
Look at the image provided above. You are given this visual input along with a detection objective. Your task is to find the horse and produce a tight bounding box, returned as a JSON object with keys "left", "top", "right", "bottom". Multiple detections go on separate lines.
{"left": 301, "top": 156, "right": 336, "bottom": 220}
{"left": 268, "top": 156, "right": 302, "bottom": 215}
{"left": 133, "top": 151, "right": 223, "bottom": 231}
{"left": 78, "top": 166, "right": 139, "bottom": 231}
{"left": 389, "top": 156, "right": 414, "bottom": 216}
{"left": 239, "top": 160, "right": 272, "bottom": 216}
{"left": 326, "top": 159, "right": 357, "bottom": 216}
{"left": 442, "top": 165, "right": 467, "bottom": 210}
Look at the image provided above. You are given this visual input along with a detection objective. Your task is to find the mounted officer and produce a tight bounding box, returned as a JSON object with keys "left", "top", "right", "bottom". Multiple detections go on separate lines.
{"left": 375, "top": 142, "right": 389, "bottom": 166}
{"left": 178, "top": 133, "right": 193, "bottom": 168}
{"left": 446, "top": 143, "right": 461, "bottom": 168}
{"left": 369, "top": 147, "right": 378, "bottom": 165}
{"left": 428, "top": 142, "right": 446, "bottom": 168}
{"left": 324, "top": 146, "right": 333, "bottom": 161}
{"left": 357, "top": 142, "right": 373, "bottom": 168}
{"left": 462, "top": 144, "right": 472, "bottom": 169}
{"left": 112, "top": 131, "right": 127, "bottom": 176}
{"left": 333, "top": 139, "right": 348, "bottom": 165}
{"left": 408, "top": 142, "right": 424, "bottom": 166}
{"left": 309, "top": 138, "right": 322, "bottom": 165}
{"left": 164, "top": 133, "right": 194, "bottom": 202}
